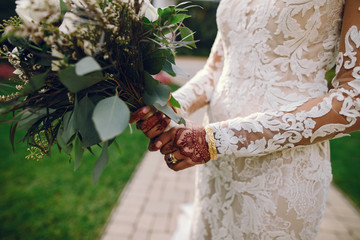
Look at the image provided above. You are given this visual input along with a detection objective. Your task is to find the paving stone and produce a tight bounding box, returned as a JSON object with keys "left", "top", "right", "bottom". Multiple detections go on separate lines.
{"left": 104, "top": 221, "right": 134, "bottom": 238}
{"left": 130, "top": 230, "right": 149, "bottom": 240}
{"left": 335, "top": 232, "right": 355, "bottom": 240}
{"left": 136, "top": 213, "right": 155, "bottom": 232}
{"left": 144, "top": 201, "right": 171, "bottom": 216}
{"left": 149, "top": 232, "right": 172, "bottom": 240}
{"left": 316, "top": 232, "right": 339, "bottom": 240}
{"left": 102, "top": 234, "right": 130, "bottom": 240}
{"left": 319, "top": 217, "right": 349, "bottom": 234}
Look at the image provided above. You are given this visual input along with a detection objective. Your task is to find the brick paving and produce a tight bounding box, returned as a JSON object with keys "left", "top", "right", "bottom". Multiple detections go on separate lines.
{"left": 100, "top": 57, "right": 360, "bottom": 240}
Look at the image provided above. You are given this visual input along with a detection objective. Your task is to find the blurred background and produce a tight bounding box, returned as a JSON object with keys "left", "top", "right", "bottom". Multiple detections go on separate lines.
{"left": 0, "top": 0, "right": 359, "bottom": 240}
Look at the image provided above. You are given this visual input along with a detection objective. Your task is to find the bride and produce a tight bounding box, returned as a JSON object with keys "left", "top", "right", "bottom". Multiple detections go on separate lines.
{"left": 131, "top": 0, "right": 360, "bottom": 239}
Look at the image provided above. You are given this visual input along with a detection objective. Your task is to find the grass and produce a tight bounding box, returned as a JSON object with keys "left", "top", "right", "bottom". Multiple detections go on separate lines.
{"left": 0, "top": 122, "right": 149, "bottom": 240}
{"left": 330, "top": 131, "right": 360, "bottom": 209}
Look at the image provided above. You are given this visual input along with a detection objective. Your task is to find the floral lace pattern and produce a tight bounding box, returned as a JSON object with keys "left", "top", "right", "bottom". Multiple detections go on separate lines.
{"left": 173, "top": 0, "right": 360, "bottom": 239}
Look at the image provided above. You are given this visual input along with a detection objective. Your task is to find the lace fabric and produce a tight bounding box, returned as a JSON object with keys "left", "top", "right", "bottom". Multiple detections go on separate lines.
{"left": 172, "top": 0, "right": 360, "bottom": 239}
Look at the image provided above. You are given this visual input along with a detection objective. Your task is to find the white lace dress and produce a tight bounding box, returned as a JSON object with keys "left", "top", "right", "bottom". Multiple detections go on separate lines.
{"left": 172, "top": 0, "right": 360, "bottom": 239}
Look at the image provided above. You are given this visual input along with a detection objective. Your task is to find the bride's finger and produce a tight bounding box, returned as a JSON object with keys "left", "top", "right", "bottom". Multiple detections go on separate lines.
{"left": 166, "top": 153, "right": 196, "bottom": 172}
{"left": 160, "top": 140, "right": 176, "bottom": 155}
{"left": 129, "top": 106, "right": 151, "bottom": 124}
{"left": 145, "top": 117, "right": 171, "bottom": 139}
{"left": 137, "top": 112, "right": 163, "bottom": 132}
{"left": 148, "top": 128, "right": 177, "bottom": 151}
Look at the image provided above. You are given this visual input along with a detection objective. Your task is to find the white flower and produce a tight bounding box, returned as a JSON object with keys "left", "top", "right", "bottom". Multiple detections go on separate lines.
{"left": 59, "top": 12, "right": 79, "bottom": 34}
{"left": 15, "top": 0, "right": 60, "bottom": 26}
{"left": 140, "top": 0, "right": 159, "bottom": 22}
{"left": 121, "top": 0, "right": 159, "bottom": 22}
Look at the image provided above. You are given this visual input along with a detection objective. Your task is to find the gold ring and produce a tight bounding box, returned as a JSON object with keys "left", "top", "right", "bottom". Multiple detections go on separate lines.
{"left": 169, "top": 153, "right": 178, "bottom": 164}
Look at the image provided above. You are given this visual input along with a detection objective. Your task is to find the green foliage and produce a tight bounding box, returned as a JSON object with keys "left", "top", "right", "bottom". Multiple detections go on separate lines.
{"left": 92, "top": 96, "right": 130, "bottom": 142}
{"left": 0, "top": 122, "right": 149, "bottom": 240}
{"left": 59, "top": 65, "right": 104, "bottom": 93}
{"left": 0, "top": 1, "right": 196, "bottom": 181}
{"left": 176, "top": 0, "right": 219, "bottom": 57}
{"left": 330, "top": 131, "right": 360, "bottom": 209}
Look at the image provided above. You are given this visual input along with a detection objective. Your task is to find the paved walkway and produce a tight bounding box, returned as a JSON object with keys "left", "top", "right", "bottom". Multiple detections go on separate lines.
{"left": 101, "top": 57, "right": 360, "bottom": 240}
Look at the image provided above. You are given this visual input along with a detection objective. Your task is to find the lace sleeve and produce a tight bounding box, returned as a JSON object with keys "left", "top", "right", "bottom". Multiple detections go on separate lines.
{"left": 208, "top": 0, "right": 360, "bottom": 158}
{"left": 172, "top": 32, "right": 224, "bottom": 116}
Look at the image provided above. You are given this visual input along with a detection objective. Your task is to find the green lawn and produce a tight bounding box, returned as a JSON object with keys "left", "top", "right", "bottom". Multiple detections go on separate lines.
{"left": 330, "top": 131, "right": 360, "bottom": 209}
{"left": 0, "top": 123, "right": 149, "bottom": 240}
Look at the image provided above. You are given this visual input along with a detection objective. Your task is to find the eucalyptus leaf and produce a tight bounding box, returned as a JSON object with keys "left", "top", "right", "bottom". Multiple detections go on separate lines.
{"left": 73, "top": 136, "right": 84, "bottom": 171}
{"left": 56, "top": 128, "right": 73, "bottom": 155}
{"left": 18, "top": 108, "right": 55, "bottom": 130}
{"left": 144, "top": 71, "right": 158, "bottom": 93}
{"left": 171, "top": 63, "right": 190, "bottom": 77}
{"left": 27, "top": 72, "right": 47, "bottom": 91}
{"left": 75, "top": 56, "right": 102, "bottom": 76}
{"left": 144, "top": 83, "right": 171, "bottom": 107}
{"left": 92, "top": 96, "right": 130, "bottom": 141}
{"left": 74, "top": 95, "right": 101, "bottom": 147}
{"left": 163, "top": 60, "right": 176, "bottom": 77}
{"left": 93, "top": 141, "right": 109, "bottom": 185}
{"left": 62, "top": 111, "right": 76, "bottom": 144}
{"left": 153, "top": 103, "right": 185, "bottom": 125}
{"left": 59, "top": 66, "right": 103, "bottom": 93}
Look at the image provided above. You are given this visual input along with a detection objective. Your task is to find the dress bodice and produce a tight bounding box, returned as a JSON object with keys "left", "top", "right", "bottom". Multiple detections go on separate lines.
{"left": 211, "top": 0, "right": 344, "bottom": 120}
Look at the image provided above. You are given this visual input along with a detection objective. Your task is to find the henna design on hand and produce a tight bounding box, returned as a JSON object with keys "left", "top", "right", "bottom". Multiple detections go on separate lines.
{"left": 175, "top": 127, "right": 210, "bottom": 163}
{"left": 137, "top": 112, "right": 162, "bottom": 132}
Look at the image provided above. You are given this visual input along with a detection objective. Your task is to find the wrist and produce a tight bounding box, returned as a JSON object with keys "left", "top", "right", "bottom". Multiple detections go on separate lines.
{"left": 205, "top": 125, "right": 218, "bottom": 161}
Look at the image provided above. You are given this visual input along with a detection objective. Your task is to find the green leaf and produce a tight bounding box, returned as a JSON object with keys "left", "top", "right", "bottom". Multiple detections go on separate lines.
{"left": 74, "top": 95, "right": 101, "bottom": 147}
{"left": 163, "top": 60, "right": 176, "bottom": 77}
{"left": 144, "top": 71, "right": 158, "bottom": 93}
{"left": 171, "top": 63, "right": 190, "bottom": 77}
{"left": 59, "top": 66, "right": 103, "bottom": 93}
{"left": 153, "top": 103, "right": 185, "bottom": 125}
{"left": 60, "top": 0, "right": 70, "bottom": 17}
{"left": 325, "top": 67, "right": 336, "bottom": 83}
{"left": 18, "top": 108, "right": 55, "bottom": 130}
{"left": 73, "top": 136, "right": 84, "bottom": 171}
{"left": 56, "top": 127, "right": 73, "bottom": 155}
{"left": 27, "top": 73, "right": 47, "bottom": 91}
{"left": 170, "top": 95, "right": 181, "bottom": 108}
{"left": 92, "top": 96, "right": 130, "bottom": 141}
{"left": 180, "top": 26, "right": 196, "bottom": 48}
{"left": 170, "top": 14, "right": 190, "bottom": 25}
{"left": 93, "top": 141, "right": 109, "bottom": 185}
{"left": 8, "top": 37, "right": 28, "bottom": 48}
{"left": 75, "top": 56, "right": 102, "bottom": 76}
{"left": 143, "top": 49, "right": 168, "bottom": 75}
{"left": 61, "top": 111, "right": 76, "bottom": 144}
{"left": 144, "top": 83, "right": 171, "bottom": 107}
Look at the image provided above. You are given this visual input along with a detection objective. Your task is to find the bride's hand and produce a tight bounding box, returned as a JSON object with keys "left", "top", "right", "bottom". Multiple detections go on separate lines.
{"left": 130, "top": 106, "right": 171, "bottom": 139}
{"left": 149, "top": 120, "right": 211, "bottom": 171}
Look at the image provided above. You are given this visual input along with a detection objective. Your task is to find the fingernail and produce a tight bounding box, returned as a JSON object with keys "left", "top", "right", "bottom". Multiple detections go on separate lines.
{"left": 143, "top": 107, "right": 150, "bottom": 114}
{"left": 155, "top": 141, "right": 162, "bottom": 148}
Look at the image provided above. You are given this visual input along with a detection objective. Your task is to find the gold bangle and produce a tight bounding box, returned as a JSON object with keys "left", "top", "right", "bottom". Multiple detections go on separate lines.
{"left": 205, "top": 126, "right": 218, "bottom": 161}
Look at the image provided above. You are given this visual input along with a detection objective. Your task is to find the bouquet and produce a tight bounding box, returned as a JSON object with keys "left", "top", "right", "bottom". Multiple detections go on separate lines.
{"left": 0, "top": 0, "right": 197, "bottom": 183}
